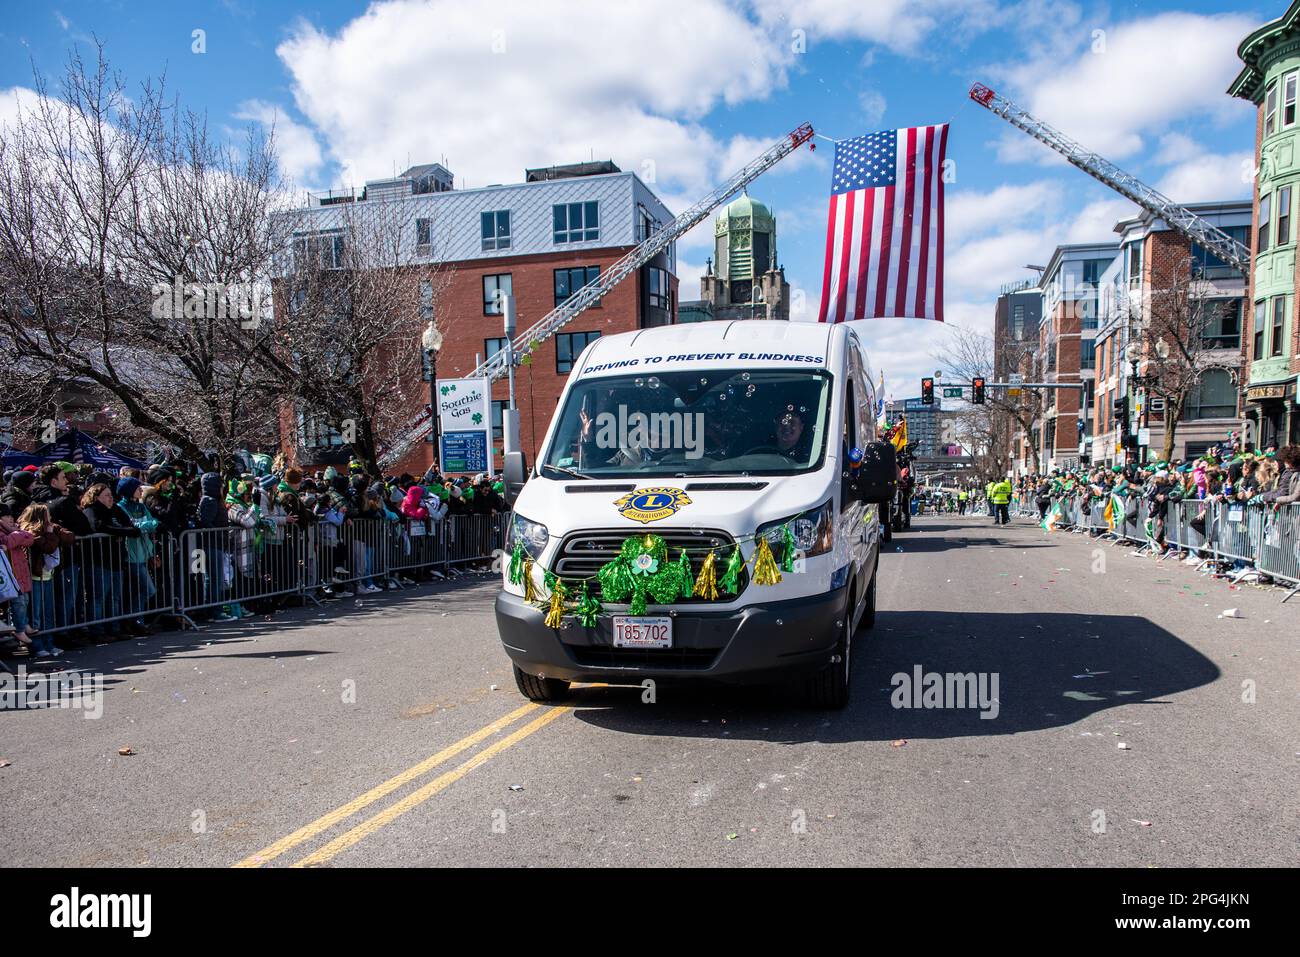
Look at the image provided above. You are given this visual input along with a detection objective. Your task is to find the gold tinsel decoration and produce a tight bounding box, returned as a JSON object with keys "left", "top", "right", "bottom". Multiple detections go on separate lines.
{"left": 522, "top": 558, "right": 537, "bottom": 602}
{"left": 543, "top": 577, "right": 568, "bottom": 629}
{"left": 751, "top": 537, "right": 783, "bottom": 586}
{"left": 692, "top": 549, "right": 719, "bottom": 599}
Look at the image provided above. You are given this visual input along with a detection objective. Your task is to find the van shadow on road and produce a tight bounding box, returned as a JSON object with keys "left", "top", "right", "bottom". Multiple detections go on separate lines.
{"left": 568, "top": 609, "right": 1219, "bottom": 744}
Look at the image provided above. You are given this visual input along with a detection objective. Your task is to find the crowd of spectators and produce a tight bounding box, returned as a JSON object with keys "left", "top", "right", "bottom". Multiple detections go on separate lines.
{"left": 0, "top": 456, "right": 506, "bottom": 660}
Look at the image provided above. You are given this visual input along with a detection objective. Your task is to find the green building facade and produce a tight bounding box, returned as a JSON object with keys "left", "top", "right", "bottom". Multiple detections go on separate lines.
{"left": 1231, "top": 0, "right": 1300, "bottom": 446}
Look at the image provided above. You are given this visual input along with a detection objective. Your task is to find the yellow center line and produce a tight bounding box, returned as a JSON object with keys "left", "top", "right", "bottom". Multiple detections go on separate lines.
{"left": 291, "top": 705, "right": 570, "bottom": 868}
{"left": 233, "top": 702, "right": 539, "bottom": 868}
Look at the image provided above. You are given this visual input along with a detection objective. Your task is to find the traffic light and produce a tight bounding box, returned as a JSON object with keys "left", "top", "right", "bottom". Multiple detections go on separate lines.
{"left": 921, "top": 377, "right": 934, "bottom": 405}
{"left": 972, "top": 376, "right": 986, "bottom": 404}
{"left": 1113, "top": 395, "right": 1129, "bottom": 429}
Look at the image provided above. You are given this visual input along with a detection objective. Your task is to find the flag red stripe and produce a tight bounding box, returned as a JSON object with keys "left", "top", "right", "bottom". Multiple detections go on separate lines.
{"left": 894, "top": 127, "right": 918, "bottom": 317}
{"left": 914, "top": 126, "right": 934, "bottom": 318}
{"left": 935, "top": 125, "right": 948, "bottom": 323}
{"left": 834, "top": 191, "right": 856, "bottom": 323}
{"left": 817, "top": 194, "right": 839, "bottom": 323}
{"left": 854, "top": 190, "right": 876, "bottom": 320}
{"left": 873, "top": 185, "right": 895, "bottom": 317}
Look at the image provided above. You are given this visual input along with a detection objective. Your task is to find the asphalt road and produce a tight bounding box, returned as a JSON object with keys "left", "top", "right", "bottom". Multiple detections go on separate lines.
{"left": 3, "top": 514, "right": 1297, "bottom": 867}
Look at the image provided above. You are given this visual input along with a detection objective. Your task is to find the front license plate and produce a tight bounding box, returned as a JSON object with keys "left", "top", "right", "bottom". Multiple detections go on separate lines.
{"left": 612, "top": 616, "right": 673, "bottom": 649}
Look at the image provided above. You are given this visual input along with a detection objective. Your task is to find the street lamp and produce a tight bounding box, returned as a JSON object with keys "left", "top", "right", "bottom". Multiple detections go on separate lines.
{"left": 422, "top": 321, "right": 444, "bottom": 469}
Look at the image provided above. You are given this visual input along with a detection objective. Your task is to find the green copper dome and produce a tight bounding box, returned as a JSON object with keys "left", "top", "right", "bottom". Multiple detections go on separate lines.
{"left": 722, "top": 192, "right": 774, "bottom": 225}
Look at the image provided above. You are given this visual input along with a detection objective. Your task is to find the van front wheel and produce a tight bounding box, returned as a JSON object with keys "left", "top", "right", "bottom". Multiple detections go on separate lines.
{"left": 513, "top": 665, "right": 570, "bottom": 703}
{"left": 803, "top": 593, "right": 854, "bottom": 709}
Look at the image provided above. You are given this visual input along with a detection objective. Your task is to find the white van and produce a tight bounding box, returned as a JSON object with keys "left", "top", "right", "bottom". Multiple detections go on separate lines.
{"left": 496, "top": 319, "right": 897, "bottom": 708}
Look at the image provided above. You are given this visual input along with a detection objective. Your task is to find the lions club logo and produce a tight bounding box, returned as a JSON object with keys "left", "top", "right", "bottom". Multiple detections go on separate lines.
{"left": 614, "top": 487, "right": 692, "bottom": 524}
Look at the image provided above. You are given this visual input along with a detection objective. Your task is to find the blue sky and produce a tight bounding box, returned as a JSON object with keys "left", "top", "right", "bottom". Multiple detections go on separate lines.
{"left": 1, "top": 0, "right": 1268, "bottom": 398}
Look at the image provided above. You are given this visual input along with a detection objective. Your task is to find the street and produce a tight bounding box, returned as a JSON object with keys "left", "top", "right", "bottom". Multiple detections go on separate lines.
{"left": 3, "top": 514, "right": 1296, "bottom": 868}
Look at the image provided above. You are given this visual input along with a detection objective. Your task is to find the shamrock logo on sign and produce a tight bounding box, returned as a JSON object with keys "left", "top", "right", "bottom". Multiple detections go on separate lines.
{"left": 439, "top": 385, "right": 450, "bottom": 396}
{"left": 471, "top": 413, "right": 483, "bottom": 425}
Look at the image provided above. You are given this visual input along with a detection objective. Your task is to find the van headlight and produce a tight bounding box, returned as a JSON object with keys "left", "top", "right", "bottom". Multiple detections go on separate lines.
{"left": 757, "top": 500, "right": 833, "bottom": 558}
{"left": 507, "top": 513, "right": 549, "bottom": 560}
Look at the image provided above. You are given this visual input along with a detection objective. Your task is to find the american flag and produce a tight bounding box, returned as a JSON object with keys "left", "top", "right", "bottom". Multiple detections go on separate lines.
{"left": 816, "top": 125, "right": 948, "bottom": 324}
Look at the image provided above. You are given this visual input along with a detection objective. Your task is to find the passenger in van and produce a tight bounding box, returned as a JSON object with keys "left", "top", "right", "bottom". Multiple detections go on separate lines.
{"left": 775, "top": 410, "right": 807, "bottom": 457}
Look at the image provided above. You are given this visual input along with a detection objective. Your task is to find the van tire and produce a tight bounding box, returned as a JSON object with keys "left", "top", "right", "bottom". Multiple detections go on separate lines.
{"left": 513, "top": 665, "right": 570, "bottom": 703}
{"left": 802, "top": 591, "right": 854, "bottom": 710}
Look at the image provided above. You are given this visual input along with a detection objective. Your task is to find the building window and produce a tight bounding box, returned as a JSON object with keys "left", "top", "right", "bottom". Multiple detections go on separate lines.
{"left": 553, "top": 201, "right": 599, "bottom": 244}
{"left": 1188, "top": 369, "right": 1236, "bottom": 420}
{"left": 300, "top": 412, "right": 344, "bottom": 448}
{"left": 1254, "top": 300, "right": 1267, "bottom": 359}
{"left": 1258, "top": 193, "right": 1272, "bottom": 254}
{"left": 483, "top": 274, "right": 512, "bottom": 315}
{"left": 293, "top": 230, "right": 345, "bottom": 270}
{"left": 484, "top": 337, "right": 509, "bottom": 364}
{"left": 481, "top": 210, "right": 511, "bottom": 251}
{"left": 1011, "top": 304, "right": 1025, "bottom": 340}
{"left": 1203, "top": 299, "right": 1242, "bottom": 350}
{"left": 556, "top": 331, "right": 600, "bottom": 374}
{"left": 415, "top": 218, "right": 431, "bottom": 253}
{"left": 1266, "top": 80, "right": 1279, "bottom": 136}
{"left": 1285, "top": 72, "right": 1298, "bottom": 128}
{"left": 1192, "top": 225, "right": 1251, "bottom": 276}
{"left": 1080, "top": 339, "right": 1096, "bottom": 370}
{"left": 1126, "top": 241, "right": 1143, "bottom": 285}
{"left": 554, "top": 266, "right": 600, "bottom": 307}
{"left": 1272, "top": 294, "right": 1287, "bottom": 357}
{"left": 491, "top": 400, "right": 507, "bottom": 446}
{"left": 419, "top": 279, "right": 434, "bottom": 323}
{"left": 1279, "top": 187, "right": 1292, "bottom": 246}
{"left": 648, "top": 266, "right": 669, "bottom": 310}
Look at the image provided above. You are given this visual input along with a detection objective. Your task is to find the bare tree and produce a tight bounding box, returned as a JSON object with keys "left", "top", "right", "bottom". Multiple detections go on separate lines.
{"left": 935, "top": 325, "right": 1044, "bottom": 475}
{"left": 0, "top": 44, "right": 292, "bottom": 466}
{"left": 271, "top": 196, "right": 452, "bottom": 474}
{"left": 1126, "top": 254, "right": 1237, "bottom": 463}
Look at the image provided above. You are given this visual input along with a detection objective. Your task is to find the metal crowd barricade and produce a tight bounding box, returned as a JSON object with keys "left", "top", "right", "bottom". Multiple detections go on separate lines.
{"left": 1214, "top": 501, "right": 1257, "bottom": 564}
{"left": 1255, "top": 505, "right": 1300, "bottom": 600}
{"left": 32, "top": 532, "right": 178, "bottom": 636}
{"left": 175, "top": 525, "right": 307, "bottom": 620}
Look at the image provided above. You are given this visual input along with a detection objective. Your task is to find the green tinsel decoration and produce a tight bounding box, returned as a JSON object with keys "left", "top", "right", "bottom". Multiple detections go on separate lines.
{"left": 575, "top": 583, "right": 602, "bottom": 627}
{"left": 780, "top": 525, "right": 797, "bottom": 574}
{"left": 595, "top": 533, "right": 690, "bottom": 614}
{"left": 677, "top": 550, "right": 693, "bottom": 598}
{"left": 508, "top": 540, "right": 526, "bottom": 584}
{"left": 719, "top": 545, "right": 744, "bottom": 595}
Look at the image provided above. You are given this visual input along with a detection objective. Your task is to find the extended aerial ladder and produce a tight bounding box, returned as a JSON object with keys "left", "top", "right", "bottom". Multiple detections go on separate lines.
{"left": 969, "top": 83, "right": 1251, "bottom": 272}
{"left": 379, "top": 122, "right": 815, "bottom": 467}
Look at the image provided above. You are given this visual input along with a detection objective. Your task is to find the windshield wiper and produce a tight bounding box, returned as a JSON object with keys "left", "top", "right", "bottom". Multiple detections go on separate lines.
{"left": 540, "top": 463, "right": 591, "bottom": 481}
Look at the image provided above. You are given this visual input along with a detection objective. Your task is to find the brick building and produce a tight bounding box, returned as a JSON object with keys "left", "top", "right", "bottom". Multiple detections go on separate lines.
{"left": 1091, "top": 202, "right": 1249, "bottom": 466}
{"left": 279, "top": 161, "right": 677, "bottom": 474}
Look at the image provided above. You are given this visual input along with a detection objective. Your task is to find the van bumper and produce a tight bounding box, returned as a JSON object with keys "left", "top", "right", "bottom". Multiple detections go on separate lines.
{"left": 495, "top": 586, "right": 849, "bottom": 686}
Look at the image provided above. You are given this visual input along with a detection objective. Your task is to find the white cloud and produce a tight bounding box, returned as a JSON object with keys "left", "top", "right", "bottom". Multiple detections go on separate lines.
{"left": 277, "top": 0, "right": 793, "bottom": 195}
{"left": 233, "top": 99, "right": 325, "bottom": 187}
{"left": 995, "top": 12, "right": 1258, "bottom": 163}
{"left": 1157, "top": 151, "right": 1253, "bottom": 204}
{"left": 859, "top": 90, "right": 887, "bottom": 128}
{"left": 947, "top": 181, "right": 1058, "bottom": 240}
{"left": 754, "top": 0, "right": 1002, "bottom": 55}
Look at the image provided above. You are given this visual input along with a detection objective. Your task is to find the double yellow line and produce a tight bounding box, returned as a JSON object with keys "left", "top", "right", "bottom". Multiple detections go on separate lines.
{"left": 234, "top": 701, "right": 568, "bottom": 868}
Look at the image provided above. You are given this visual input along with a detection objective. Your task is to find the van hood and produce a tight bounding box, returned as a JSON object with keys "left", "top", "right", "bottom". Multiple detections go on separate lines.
{"left": 513, "top": 469, "right": 837, "bottom": 541}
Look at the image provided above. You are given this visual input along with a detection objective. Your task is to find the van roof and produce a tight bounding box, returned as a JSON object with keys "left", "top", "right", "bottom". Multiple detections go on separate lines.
{"left": 575, "top": 320, "right": 838, "bottom": 378}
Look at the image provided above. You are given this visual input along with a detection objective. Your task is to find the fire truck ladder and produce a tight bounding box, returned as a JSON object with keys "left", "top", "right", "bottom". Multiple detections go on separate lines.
{"left": 969, "top": 83, "right": 1250, "bottom": 273}
{"left": 379, "top": 122, "right": 815, "bottom": 467}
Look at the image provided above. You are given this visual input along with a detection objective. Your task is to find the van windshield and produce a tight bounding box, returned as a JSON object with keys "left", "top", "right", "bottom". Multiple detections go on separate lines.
{"left": 543, "top": 369, "right": 833, "bottom": 477}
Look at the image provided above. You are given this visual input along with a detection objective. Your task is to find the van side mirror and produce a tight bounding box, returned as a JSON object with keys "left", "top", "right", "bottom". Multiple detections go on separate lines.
{"left": 502, "top": 450, "right": 527, "bottom": 505}
{"left": 852, "top": 441, "right": 897, "bottom": 505}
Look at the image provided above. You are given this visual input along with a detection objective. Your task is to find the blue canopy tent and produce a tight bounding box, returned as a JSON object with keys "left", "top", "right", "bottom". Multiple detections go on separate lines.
{"left": 35, "top": 429, "right": 147, "bottom": 470}
{"left": 0, "top": 444, "right": 43, "bottom": 470}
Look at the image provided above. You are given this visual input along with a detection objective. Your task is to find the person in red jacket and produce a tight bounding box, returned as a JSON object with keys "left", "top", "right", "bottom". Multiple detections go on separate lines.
{"left": 0, "top": 503, "right": 36, "bottom": 650}
{"left": 400, "top": 485, "right": 431, "bottom": 521}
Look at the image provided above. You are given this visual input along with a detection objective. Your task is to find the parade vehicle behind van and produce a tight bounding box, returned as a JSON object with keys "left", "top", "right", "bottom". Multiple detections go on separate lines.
{"left": 496, "top": 320, "right": 896, "bottom": 708}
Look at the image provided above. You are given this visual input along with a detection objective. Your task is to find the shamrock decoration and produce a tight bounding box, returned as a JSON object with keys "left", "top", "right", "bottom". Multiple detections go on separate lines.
{"left": 439, "top": 385, "right": 451, "bottom": 396}
{"left": 471, "top": 412, "right": 483, "bottom": 425}
{"left": 597, "top": 533, "right": 690, "bottom": 615}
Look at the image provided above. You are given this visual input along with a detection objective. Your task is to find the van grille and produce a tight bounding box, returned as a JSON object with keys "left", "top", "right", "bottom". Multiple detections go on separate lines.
{"left": 552, "top": 527, "right": 747, "bottom": 601}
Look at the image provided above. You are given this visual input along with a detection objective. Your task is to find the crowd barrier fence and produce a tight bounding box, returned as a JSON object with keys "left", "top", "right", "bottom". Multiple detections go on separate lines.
{"left": 3, "top": 513, "right": 509, "bottom": 638}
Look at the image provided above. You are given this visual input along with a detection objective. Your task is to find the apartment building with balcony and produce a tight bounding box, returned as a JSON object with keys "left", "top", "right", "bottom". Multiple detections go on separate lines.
{"left": 278, "top": 160, "right": 677, "bottom": 472}
{"left": 1091, "top": 202, "right": 1250, "bottom": 465}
